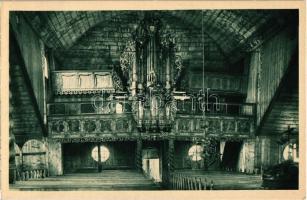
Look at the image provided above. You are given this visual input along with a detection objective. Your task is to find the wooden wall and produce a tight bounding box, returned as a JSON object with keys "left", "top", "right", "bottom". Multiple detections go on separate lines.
{"left": 254, "top": 136, "right": 280, "bottom": 170}
{"left": 255, "top": 27, "right": 297, "bottom": 125}
{"left": 243, "top": 25, "right": 298, "bottom": 169}
{"left": 10, "top": 13, "right": 47, "bottom": 120}
{"left": 10, "top": 32, "right": 45, "bottom": 145}
{"left": 62, "top": 142, "right": 136, "bottom": 173}
{"left": 258, "top": 60, "right": 298, "bottom": 135}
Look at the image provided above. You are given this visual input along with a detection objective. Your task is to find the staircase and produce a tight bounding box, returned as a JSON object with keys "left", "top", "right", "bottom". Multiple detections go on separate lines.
{"left": 11, "top": 170, "right": 161, "bottom": 191}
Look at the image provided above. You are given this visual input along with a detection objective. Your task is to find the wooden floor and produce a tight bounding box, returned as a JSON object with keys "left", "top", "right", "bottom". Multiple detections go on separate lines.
{"left": 10, "top": 170, "right": 161, "bottom": 191}
{"left": 174, "top": 170, "right": 262, "bottom": 190}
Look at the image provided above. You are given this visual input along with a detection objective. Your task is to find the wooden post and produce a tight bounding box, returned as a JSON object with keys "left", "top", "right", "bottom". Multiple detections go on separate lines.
{"left": 194, "top": 177, "right": 197, "bottom": 190}
{"left": 97, "top": 143, "right": 102, "bottom": 172}
{"left": 25, "top": 171, "right": 29, "bottom": 181}
{"left": 179, "top": 174, "right": 182, "bottom": 189}
{"left": 203, "top": 178, "right": 207, "bottom": 190}
{"left": 165, "top": 139, "right": 174, "bottom": 189}
{"left": 21, "top": 172, "right": 25, "bottom": 181}
{"left": 177, "top": 174, "right": 179, "bottom": 189}
{"left": 189, "top": 177, "right": 192, "bottom": 190}
{"left": 191, "top": 177, "right": 194, "bottom": 190}
{"left": 198, "top": 178, "right": 202, "bottom": 190}
{"left": 136, "top": 139, "right": 142, "bottom": 171}
{"left": 182, "top": 174, "right": 184, "bottom": 190}
{"left": 176, "top": 174, "right": 178, "bottom": 189}
{"left": 210, "top": 180, "right": 214, "bottom": 190}
{"left": 168, "top": 139, "right": 174, "bottom": 172}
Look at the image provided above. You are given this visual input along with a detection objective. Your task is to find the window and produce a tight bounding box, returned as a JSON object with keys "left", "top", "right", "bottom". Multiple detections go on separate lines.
{"left": 115, "top": 103, "right": 123, "bottom": 114}
{"left": 188, "top": 145, "right": 203, "bottom": 161}
{"left": 283, "top": 143, "right": 299, "bottom": 162}
{"left": 91, "top": 145, "right": 110, "bottom": 162}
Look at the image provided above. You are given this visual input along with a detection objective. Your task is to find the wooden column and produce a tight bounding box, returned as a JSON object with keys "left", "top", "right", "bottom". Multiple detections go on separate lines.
{"left": 162, "top": 139, "right": 175, "bottom": 189}
{"left": 168, "top": 139, "right": 175, "bottom": 173}
{"left": 131, "top": 43, "right": 137, "bottom": 96}
{"left": 9, "top": 83, "right": 16, "bottom": 184}
{"left": 135, "top": 139, "right": 143, "bottom": 171}
{"left": 97, "top": 143, "right": 102, "bottom": 172}
{"left": 47, "top": 139, "right": 63, "bottom": 176}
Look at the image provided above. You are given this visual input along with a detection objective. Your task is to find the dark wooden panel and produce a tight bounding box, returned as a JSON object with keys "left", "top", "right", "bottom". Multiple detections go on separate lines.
{"left": 62, "top": 142, "right": 136, "bottom": 173}
{"left": 10, "top": 13, "right": 47, "bottom": 120}
{"left": 257, "top": 27, "right": 297, "bottom": 126}
{"left": 10, "top": 62, "right": 45, "bottom": 144}
{"left": 259, "top": 69, "right": 298, "bottom": 135}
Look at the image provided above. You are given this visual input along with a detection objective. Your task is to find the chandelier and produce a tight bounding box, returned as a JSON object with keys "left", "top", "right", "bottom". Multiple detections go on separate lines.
{"left": 118, "top": 13, "right": 185, "bottom": 132}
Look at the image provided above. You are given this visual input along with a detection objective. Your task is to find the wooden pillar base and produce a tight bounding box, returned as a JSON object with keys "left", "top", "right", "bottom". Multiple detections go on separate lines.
{"left": 136, "top": 139, "right": 143, "bottom": 171}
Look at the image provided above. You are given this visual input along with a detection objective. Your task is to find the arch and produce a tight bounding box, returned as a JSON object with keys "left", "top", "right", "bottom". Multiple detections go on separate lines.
{"left": 22, "top": 139, "right": 47, "bottom": 171}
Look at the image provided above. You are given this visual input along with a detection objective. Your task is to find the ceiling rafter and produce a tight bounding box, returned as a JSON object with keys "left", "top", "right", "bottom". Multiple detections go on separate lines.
{"left": 21, "top": 10, "right": 292, "bottom": 71}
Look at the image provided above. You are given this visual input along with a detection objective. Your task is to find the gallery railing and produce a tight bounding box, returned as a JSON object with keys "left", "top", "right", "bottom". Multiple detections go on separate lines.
{"left": 47, "top": 101, "right": 256, "bottom": 140}
{"left": 48, "top": 101, "right": 256, "bottom": 117}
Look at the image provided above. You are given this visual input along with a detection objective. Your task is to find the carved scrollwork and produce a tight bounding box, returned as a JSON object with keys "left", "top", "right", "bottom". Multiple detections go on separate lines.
{"left": 243, "top": 37, "right": 262, "bottom": 52}
{"left": 58, "top": 121, "right": 66, "bottom": 132}
{"left": 207, "top": 119, "right": 220, "bottom": 134}
{"left": 123, "top": 120, "right": 130, "bottom": 131}
{"left": 237, "top": 120, "right": 251, "bottom": 133}
{"left": 100, "top": 120, "right": 112, "bottom": 133}
{"left": 68, "top": 120, "right": 80, "bottom": 132}
{"left": 223, "top": 120, "right": 236, "bottom": 132}
{"left": 116, "top": 120, "right": 124, "bottom": 132}
{"left": 173, "top": 55, "right": 184, "bottom": 86}
{"left": 160, "top": 25, "right": 175, "bottom": 47}
{"left": 83, "top": 120, "right": 96, "bottom": 133}
{"left": 120, "top": 40, "right": 136, "bottom": 81}
{"left": 51, "top": 120, "right": 68, "bottom": 133}
{"left": 111, "top": 69, "right": 124, "bottom": 91}
{"left": 51, "top": 122, "right": 58, "bottom": 133}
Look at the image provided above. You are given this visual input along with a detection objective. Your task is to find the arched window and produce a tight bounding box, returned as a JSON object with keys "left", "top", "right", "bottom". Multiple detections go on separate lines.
{"left": 115, "top": 103, "right": 123, "bottom": 114}
{"left": 188, "top": 145, "right": 203, "bottom": 161}
{"left": 283, "top": 143, "right": 299, "bottom": 162}
{"left": 91, "top": 145, "right": 110, "bottom": 162}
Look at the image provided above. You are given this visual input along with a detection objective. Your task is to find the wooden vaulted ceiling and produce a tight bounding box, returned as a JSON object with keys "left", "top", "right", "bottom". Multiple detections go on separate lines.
{"left": 22, "top": 10, "right": 294, "bottom": 72}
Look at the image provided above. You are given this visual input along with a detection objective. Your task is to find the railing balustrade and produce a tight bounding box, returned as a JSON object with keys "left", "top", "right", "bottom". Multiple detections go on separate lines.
{"left": 15, "top": 169, "right": 49, "bottom": 181}
{"left": 169, "top": 173, "right": 214, "bottom": 190}
{"left": 48, "top": 101, "right": 256, "bottom": 117}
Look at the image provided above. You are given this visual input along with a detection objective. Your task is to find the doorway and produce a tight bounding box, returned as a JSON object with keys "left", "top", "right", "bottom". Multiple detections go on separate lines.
{"left": 142, "top": 141, "right": 162, "bottom": 182}
{"left": 221, "top": 141, "right": 243, "bottom": 171}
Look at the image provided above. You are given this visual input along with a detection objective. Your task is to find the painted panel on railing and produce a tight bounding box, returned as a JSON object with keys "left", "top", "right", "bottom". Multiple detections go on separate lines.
{"left": 48, "top": 114, "right": 254, "bottom": 141}
{"left": 175, "top": 116, "right": 253, "bottom": 138}
{"left": 189, "top": 72, "right": 242, "bottom": 92}
{"left": 53, "top": 71, "right": 115, "bottom": 94}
